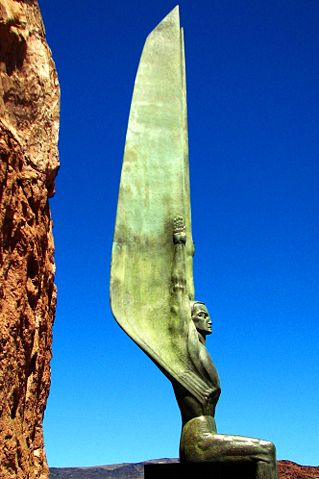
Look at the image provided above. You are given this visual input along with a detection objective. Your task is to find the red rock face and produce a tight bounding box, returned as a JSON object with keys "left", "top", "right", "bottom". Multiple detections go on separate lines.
{"left": 0, "top": 1, "right": 59, "bottom": 478}
{"left": 278, "top": 461, "right": 319, "bottom": 479}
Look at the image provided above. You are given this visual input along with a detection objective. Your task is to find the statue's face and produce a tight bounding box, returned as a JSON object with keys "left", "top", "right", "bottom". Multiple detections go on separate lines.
{"left": 192, "top": 303, "right": 212, "bottom": 335}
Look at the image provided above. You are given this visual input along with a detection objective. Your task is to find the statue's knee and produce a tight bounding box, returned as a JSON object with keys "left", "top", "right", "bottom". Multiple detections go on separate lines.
{"left": 266, "top": 441, "right": 275, "bottom": 456}
{"left": 260, "top": 440, "right": 276, "bottom": 461}
{"left": 195, "top": 432, "right": 220, "bottom": 460}
{"left": 181, "top": 430, "right": 217, "bottom": 462}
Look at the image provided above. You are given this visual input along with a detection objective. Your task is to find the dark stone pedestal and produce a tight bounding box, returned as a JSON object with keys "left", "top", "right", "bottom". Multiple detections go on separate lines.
{"left": 144, "top": 461, "right": 257, "bottom": 479}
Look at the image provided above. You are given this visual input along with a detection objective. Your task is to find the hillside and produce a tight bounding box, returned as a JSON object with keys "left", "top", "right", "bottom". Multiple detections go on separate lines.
{"left": 49, "top": 459, "right": 319, "bottom": 479}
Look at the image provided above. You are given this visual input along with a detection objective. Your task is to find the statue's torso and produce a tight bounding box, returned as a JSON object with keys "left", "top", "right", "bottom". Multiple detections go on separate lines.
{"left": 173, "top": 338, "right": 221, "bottom": 425}
{"left": 198, "top": 340, "right": 220, "bottom": 393}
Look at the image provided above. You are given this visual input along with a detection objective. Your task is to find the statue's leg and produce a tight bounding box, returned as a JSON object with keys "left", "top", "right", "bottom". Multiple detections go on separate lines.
{"left": 180, "top": 416, "right": 277, "bottom": 479}
{"left": 256, "top": 461, "right": 277, "bottom": 479}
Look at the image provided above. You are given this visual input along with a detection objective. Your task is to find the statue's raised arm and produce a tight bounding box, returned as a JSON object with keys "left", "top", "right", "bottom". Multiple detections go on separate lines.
{"left": 170, "top": 216, "right": 189, "bottom": 330}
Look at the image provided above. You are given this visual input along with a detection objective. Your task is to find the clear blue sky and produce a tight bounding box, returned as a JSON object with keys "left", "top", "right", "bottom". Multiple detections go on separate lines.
{"left": 39, "top": 0, "right": 319, "bottom": 468}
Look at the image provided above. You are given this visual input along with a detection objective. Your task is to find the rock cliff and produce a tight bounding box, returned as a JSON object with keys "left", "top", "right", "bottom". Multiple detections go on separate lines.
{"left": 0, "top": 1, "right": 59, "bottom": 478}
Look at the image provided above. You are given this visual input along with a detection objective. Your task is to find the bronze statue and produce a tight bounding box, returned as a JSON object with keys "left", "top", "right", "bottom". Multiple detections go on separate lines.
{"left": 110, "top": 7, "right": 278, "bottom": 478}
{"left": 170, "top": 216, "right": 277, "bottom": 478}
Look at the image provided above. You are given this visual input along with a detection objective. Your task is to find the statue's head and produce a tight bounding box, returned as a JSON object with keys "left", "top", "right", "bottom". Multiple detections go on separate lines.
{"left": 191, "top": 301, "right": 212, "bottom": 336}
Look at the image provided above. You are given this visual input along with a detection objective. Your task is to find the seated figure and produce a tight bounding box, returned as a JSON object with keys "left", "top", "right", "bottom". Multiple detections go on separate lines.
{"left": 170, "top": 217, "right": 278, "bottom": 479}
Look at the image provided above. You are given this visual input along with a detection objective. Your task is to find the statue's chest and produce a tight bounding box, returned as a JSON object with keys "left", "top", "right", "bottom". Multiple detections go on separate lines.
{"left": 199, "top": 343, "right": 220, "bottom": 388}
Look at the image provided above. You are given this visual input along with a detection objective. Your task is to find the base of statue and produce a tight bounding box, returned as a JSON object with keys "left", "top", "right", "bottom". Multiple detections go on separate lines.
{"left": 144, "top": 461, "right": 257, "bottom": 479}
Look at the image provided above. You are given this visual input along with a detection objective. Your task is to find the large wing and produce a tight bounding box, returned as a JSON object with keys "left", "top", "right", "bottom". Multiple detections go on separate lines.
{"left": 110, "top": 7, "right": 212, "bottom": 403}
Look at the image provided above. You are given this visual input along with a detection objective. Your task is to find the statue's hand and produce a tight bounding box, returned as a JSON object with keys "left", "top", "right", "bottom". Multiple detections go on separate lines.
{"left": 173, "top": 216, "right": 186, "bottom": 244}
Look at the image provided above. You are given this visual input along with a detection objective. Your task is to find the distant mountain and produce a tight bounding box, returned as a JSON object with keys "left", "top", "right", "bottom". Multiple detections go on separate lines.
{"left": 49, "top": 463, "right": 143, "bottom": 479}
{"left": 49, "top": 459, "right": 176, "bottom": 479}
{"left": 50, "top": 459, "right": 318, "bottom": 479}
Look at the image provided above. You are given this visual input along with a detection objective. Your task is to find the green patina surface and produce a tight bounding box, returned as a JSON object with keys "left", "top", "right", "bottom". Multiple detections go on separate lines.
{"left": 110, "top": 7, "right": 208, "bottom": 400}
{"left": 110, "top": 10, "right": 278, "bottom": 475}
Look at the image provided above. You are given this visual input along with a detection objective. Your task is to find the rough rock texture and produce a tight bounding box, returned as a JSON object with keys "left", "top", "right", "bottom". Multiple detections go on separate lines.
{"left": 278, "top": 461, "right": 319, "bottom": 479}
{"left": 0, "top": 1, "right": 59, "bottom": 478}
